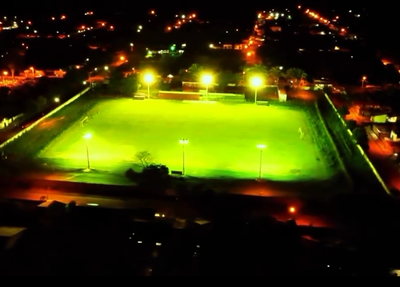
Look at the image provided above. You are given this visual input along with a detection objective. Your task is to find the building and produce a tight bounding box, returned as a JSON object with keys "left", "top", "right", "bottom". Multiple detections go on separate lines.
{"left": 182, "top": 81, "right": 214, "bottom": 92}
{"left": 0, "top": 226, "right": 26, "bottom": 251}
{"left": 209, "top": 43, "right": 244, "bottom": 50}
{"left": 372, "top": 123, "right": 394, "bottom": 140}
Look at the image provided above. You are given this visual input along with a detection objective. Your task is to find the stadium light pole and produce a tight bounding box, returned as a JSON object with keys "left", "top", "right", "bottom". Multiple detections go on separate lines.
{"left": 83, "top": 133, "right": 92, "bottom": 170}
{"left": 250, "top": 76, "right": 263, "bottom": 104}
{"left": 144, "top": 73, "right": 154, "bottom": 99}
{"left": 201, "top": 74, "right": 213, "bottom": 101}
{"left": 179, "top": 139, "right": 188, "bottom": 175}
{"left": 256, "top": 144, "right": 266, "bottom": 181}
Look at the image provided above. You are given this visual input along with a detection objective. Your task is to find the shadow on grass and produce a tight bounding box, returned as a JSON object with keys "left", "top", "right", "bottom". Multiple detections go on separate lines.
{"left": 0, "top": 157, "right": 350, "bottom": 200}
{"left": 182, "top": 172, "right": 351, "bottom": 199}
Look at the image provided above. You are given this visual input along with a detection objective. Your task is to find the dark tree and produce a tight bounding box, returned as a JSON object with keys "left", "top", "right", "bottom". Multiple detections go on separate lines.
{"left": 108, "top": 68, "right": 138, "bottom": 96}
{"left": 337, "top": 105, "right": 350, "bottom": 116}
{"left": 64, "top": 68, "right": 88, "bottom": 85}
{"left": 353, "top": 127, "right": 369, "bottom": 150}
{"left": 216, "top": 70, "right": 240, "bottom": 92}
{"left": 346, "top": 120, "right": 357, "bottom": 131}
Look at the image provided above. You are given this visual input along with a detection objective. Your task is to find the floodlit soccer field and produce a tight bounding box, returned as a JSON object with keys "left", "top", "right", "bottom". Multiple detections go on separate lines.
{"left": 38, "top": 99, "right": 331, "bottom": 181}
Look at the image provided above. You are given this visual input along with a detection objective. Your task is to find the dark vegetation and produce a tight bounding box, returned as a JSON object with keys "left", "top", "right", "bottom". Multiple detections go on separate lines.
{"left": 258, "top": 12, "right": 400, "bottom": 85}
{"left": 0, "top": 95, "right": 97, "bottom": 174}
{"left": 317, "top": 93, "right": 383, "bottom": 193}
{"left": 1, "top": 174, "right": 400, "bottom": 275}
{"left": 305, "top": 103, "right": 341, "bottom": 170}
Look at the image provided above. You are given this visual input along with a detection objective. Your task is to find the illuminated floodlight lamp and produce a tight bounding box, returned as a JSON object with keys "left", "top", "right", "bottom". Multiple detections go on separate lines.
{"left": 257, "top": 143, "right": 266, "bottom": 149}
{"left": 250, "top": 76, "right": 262, "bottom": 88}
{"left": 54, "top": 97, "right": 60, "bottom": 103}
{"left": 201, "top": 74, "right": 213, "bottom": 101}
{"left": 251, "top": 76, "right": 263, "bottom": 104}
{"left": 83, "top": 133, "right": 92, "bottom": 140}
{"left": 201, "top": 74, "right": 212, "bottom": 85}
{"left": 144, "top": 73, "right": 154, "bottom": 83}
{"left": 144, "top": 73, "right": 154, "bottom": 99}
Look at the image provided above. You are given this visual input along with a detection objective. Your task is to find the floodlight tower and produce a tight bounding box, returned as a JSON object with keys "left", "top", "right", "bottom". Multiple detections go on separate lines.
{"left": 201, "top": 74, "right": 213, "bottom": 101}
{"left": 250, "top": 76, "right": 263, "bottom": 104}
{"left": 83, "top": 133, "right": 92, "bottom": 170}
{"left": 256, "top": 143, "right": 266, "bottom": 181}
{"left": 144, "top": 73, "right": 154, "bottom": 99}
{"left": 179, "top": 139, "right": 189, "bottom": 175}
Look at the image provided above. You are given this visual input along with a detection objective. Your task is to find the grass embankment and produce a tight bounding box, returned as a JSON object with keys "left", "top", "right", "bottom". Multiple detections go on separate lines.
{"left": 0, "top": 94, "right": 98, "bottom": 175}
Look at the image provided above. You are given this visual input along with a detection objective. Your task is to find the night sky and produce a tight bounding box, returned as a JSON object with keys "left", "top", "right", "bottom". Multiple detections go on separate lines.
{"left": 2, "top": 1, "right": 396, "bottom": 27}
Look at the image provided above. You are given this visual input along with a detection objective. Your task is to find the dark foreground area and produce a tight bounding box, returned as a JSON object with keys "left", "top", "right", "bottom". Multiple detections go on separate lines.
{"left": 0, "top": 178, "right": 400, "bottom": 275}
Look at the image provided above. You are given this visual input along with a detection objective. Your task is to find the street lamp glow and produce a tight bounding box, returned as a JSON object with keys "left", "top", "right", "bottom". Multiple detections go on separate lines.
{"left": 179, "top": 139, "right": 188, "bottom": 145}
{"left": 104, "top": 66, "right": 108, "bottom": 70}
{"left": 54, "top": 97, "right": 59, "bottom": 103}
{"left": 83, "top": 133, "right": 92, "bottom": 140}
{"left": 361, "top": 76, "right": 367, "bottom": 88}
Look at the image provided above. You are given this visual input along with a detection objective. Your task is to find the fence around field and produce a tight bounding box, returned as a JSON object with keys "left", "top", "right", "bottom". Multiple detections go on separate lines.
{"left": 306, "top": 102, "right": 353, "bottom": 188}
{"left": 158, "top": 91, "right": 245, "bottom": 102}
{"left": 319, "top": 93, "right": 390, "bottom": 195}
{"left": 0, "top": 87, "right": 90, "bottom": 150}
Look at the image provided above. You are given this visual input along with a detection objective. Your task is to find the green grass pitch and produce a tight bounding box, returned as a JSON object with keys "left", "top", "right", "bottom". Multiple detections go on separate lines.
{"left": 37, "top": 99, "right": 332, "bottom": 181}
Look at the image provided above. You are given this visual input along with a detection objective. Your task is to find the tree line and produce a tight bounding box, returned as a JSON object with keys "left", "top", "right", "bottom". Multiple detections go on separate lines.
{"left": 174, "top": 63, "right": 308, "bottom": 92}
